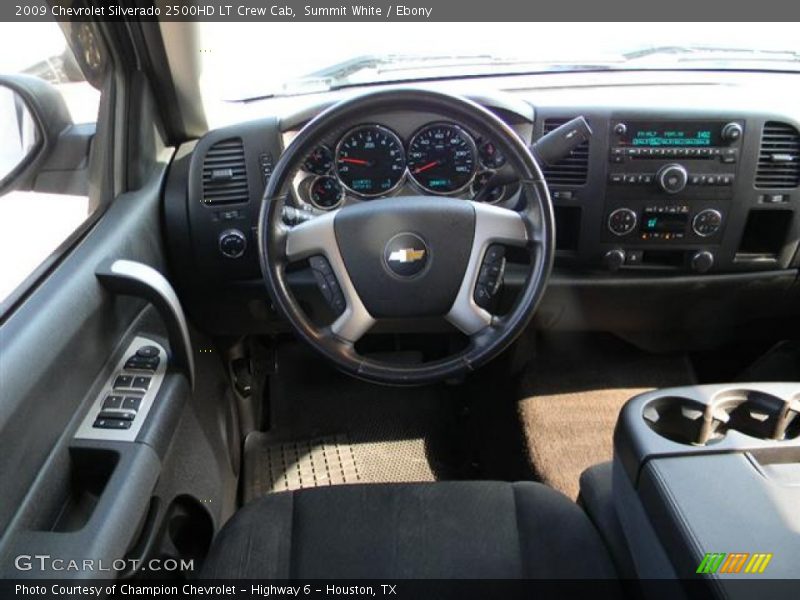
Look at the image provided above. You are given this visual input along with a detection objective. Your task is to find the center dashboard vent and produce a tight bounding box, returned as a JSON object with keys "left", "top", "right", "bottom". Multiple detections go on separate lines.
{"left": 540, "top": 118, "right": 590, "bottom": 186}
{"left": 202, "top": 137, "right": 249, "bottom": 205}
{"left": 756, "top": 122, "right": 800, "bottom": 189}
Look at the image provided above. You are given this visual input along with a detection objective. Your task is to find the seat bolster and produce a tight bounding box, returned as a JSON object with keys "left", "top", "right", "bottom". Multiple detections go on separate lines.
{"left": 513, "top": 482, "right": 618, "bottom": 579}
{"left": 200, "top": 490, "right": 294, "bottom": 579}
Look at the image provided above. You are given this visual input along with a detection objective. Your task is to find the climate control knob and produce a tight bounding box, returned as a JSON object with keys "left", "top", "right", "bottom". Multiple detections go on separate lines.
{"left": 608, "top": 208, "right": 637, "bottom": 236}
{"left": 692, "top": 209, "right": 723, "bottom": 237}
{"left": 657, "top": 163, "right": 688, "bottom": 194}
{"left": 218, "top": 229, "right": 247, "bottom": 259}
{"left": 691, "top": 250, "right": 714, "bottom": 274}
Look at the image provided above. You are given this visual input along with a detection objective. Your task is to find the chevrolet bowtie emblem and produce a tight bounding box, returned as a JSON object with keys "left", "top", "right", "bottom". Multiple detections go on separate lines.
{"left": 387, "top": 248, "right": 426, "bottom": 263}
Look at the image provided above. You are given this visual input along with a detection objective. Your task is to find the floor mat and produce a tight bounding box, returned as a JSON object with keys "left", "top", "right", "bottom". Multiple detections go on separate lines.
{"left": 242, "top": 342, "right": 464, "bottom": 502}
{"left": 244, "top": 432, "right": 439, "bottom": 499}
{"left": 518, "top": 333, "right": 695, "bottom": 500}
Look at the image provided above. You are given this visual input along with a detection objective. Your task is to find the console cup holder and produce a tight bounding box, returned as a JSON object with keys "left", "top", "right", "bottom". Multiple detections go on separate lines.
{"left": 644, "top": 390, "right": 800, "bottom": 445}
{"left": 714, "top": 390, "right": 791, "bottom": 441}
{"left": 643, "top": 397, "right": 722, "bottom": 446}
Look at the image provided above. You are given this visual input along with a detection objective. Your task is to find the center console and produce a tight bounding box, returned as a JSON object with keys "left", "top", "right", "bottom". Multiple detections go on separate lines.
{"left": 613, "top": 383, "right": 800, "bottom": 596}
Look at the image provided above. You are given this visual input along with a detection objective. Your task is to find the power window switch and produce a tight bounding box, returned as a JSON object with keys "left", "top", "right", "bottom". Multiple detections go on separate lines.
{"left": 102, "top": 395, "right": 124, "bottom": 409}
{"left": 93, "top": 418, "right": 132, "bottom": 430}
{"left": 131, "top": 376, "right": 151, "bottom": 391}
{"left": 122, "top": 396, "right": 142, "bottom": 411}
{"left": 113, "top": 375, "right": 133, "bottom": 389}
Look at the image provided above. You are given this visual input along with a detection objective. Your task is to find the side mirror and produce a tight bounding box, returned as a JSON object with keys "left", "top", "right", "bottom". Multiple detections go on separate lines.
{"left": 0, "top": 74, "right": 89, "bottom": 197}
{"left": 0, "top": 85, "right": 40, "bottom": 188}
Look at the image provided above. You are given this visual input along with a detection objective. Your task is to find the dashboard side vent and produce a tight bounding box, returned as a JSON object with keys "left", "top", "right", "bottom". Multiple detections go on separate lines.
{"left": 202, "top": 138, "right": 249, "bottom": 205}
{"left": 540, "top": 118, "right": 590, "bottom": 186}
{"left": 756, "top": 122, "right": 800, "bottom": 189}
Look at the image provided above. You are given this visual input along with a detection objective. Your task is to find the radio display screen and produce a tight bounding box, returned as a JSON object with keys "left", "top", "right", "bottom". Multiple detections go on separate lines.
{"left": 624, "top": 121, "right": 722, "bottom": 147}
{"left": 641, "top": 212, "right": 689, "bottom": 233}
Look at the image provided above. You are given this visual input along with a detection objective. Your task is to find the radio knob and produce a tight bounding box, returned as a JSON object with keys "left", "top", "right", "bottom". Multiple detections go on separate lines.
{"left": 603, "top": 249, "right": 626, "bottom": 271}
{"left": 613, "top": 123, "right": 627, "bottom": 136}
{"left": 218, "top": 229, "right": 247, "bottom": 258}
{"left": 657, "top": 164, "right": 689, "bottom": 194}
{"left": 691, "top": 250, "right": 714, "bottom": 274}
{"left": 721, "top": 122, "right": 743, "bottom": 143}
{"left": 608, "top": 208, "right": 637, "bottom": 236}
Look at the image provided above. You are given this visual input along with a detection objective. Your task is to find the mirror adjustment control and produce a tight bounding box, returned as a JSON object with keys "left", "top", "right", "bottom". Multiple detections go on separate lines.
{"left": 125, "top": 355, "right": 160, "bottom": 371}
{"left": 474, "top": 244, "right": 506, "bottom": 309}
{"left": 309, "top": 255, "right": 346, "bottom": 316}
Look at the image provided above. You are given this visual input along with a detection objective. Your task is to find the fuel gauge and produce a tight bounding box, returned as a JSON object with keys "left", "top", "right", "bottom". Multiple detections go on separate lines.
{"left": 309, "top": 176, "right": 343, "bottom": 209}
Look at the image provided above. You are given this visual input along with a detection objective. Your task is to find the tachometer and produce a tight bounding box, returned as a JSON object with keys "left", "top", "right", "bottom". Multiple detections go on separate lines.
{"left": 335, "top": 125, "right": 406, "bottom": 197}
{"left": 407, "top": 123, "right": 477, "bottom": 194}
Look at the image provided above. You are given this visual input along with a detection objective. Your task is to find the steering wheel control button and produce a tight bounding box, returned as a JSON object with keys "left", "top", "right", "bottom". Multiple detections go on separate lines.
{"left": 122, "top": 397, "right": 142, "bottom": 412}
{"left": 474, "top": 244, "right": 506, "bottom": 309}
{"left": 102, "top": 395, "right": 123, "bottom": 410}
{"left": 309, "top": 255, "right": 346, "bottom": 316}
{"left": 608, "top": 208, "right": 637, "bottom": 236}
{"left": 383, "top": 233, "right": 430, "bottom": 278}
{"left": 218, "top": 228, "right": 247, "bottom": 259}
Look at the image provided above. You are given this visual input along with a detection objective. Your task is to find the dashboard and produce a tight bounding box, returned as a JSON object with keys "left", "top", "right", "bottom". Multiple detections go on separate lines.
{"left": 163, "top": 73, "right": 800, "bottom": 346}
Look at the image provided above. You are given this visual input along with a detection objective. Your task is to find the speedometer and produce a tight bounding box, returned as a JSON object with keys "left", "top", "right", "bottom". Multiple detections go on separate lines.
{"left": 407, "top": 123, "right": 477, "bottom": 194}
{"left": 335, "top": 125, "right": 406, "bottom": 197}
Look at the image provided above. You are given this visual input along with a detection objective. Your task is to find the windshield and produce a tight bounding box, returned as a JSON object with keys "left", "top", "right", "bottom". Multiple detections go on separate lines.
{"left": 199, "top": 22, "right": 800, "bottom": 106}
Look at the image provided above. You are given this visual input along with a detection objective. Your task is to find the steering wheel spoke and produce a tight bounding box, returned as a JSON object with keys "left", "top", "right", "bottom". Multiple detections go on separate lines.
{"left": 445, "top": 202, "right": 528, "bottom": 335}
{"left": 285, "top": 213, "right": 376, "bottom": 344}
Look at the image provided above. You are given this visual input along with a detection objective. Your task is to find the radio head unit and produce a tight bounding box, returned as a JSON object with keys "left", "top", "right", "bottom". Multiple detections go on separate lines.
{"left": 618, "top": 121, "right": 723, "bottom": 147}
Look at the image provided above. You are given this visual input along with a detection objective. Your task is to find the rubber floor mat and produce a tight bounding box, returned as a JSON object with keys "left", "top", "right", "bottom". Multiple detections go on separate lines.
{"left": 244, "top": 432, "right": 437, "bottom": 501}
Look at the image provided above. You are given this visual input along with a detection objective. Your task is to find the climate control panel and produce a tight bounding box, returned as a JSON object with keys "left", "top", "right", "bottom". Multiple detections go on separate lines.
{"left": 606, "top": 204, "right": 725, "bottom": 241}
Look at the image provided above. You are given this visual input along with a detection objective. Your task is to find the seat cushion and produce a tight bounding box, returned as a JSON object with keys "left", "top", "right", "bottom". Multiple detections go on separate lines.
{"left": 201, "top": 481, "right": 617, "bottom": 579}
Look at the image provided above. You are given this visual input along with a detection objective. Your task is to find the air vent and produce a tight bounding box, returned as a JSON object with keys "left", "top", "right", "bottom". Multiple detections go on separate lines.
{"left": 756, "top": 122, "right": 800, "bottom": 189}
{"left": 540, "top": 118, "right": 590, "bottom": 186}
{"left": 202, "top": 138, "right": 249, "bottom": 205}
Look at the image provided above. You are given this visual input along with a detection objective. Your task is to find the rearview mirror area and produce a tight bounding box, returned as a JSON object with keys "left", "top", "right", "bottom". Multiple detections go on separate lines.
{"left": 0, "top": 85, "right": 41, "bottom": 185}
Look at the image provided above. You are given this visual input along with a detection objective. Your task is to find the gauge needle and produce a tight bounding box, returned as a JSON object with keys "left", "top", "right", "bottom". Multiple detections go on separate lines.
{"left": 340, "top": 157, "right": 371, "bottom": 166}
{"left": 413, "top": 160, "right": 439, "bottom": 174}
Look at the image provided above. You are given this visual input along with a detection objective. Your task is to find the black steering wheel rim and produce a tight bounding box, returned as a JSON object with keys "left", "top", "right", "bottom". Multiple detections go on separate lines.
{"left": 258, "top": 88, "right": 555, "bottom": 385}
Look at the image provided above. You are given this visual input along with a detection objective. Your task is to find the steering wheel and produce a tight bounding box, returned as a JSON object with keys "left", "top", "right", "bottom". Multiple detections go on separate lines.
{"left": 258, "top": 89, "right": 554, "bottom": 385}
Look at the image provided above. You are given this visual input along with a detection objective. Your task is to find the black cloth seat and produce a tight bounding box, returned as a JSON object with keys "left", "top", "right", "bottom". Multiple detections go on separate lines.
{"left": 201, "top": 481, "right": 617, "bottom": 579}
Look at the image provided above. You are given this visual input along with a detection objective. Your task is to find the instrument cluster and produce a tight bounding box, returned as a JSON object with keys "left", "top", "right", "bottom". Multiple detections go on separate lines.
{"left": 294, "top": 122, "right": 512, "bottom": 210}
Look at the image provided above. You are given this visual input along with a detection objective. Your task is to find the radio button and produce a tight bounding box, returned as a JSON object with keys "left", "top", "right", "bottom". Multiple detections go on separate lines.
{"left": 609, "top": 173, "right": 624, "bottom": 184}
